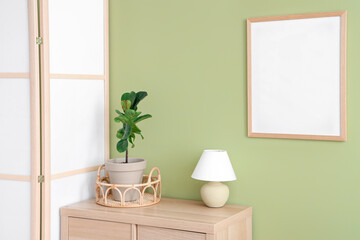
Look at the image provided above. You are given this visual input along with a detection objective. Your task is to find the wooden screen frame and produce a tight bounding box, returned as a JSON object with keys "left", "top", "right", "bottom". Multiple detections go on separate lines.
{"left": 29, "top": 1, "right": 42, "bottom": 239}
{"left": 38, "top": 0, "right": 109, "bottom": 239}
{"left": 0, "top": 1, "right": 41, "bottom": 240}
{"left": 247, "top": 11, "right": 347, "bottom": 141}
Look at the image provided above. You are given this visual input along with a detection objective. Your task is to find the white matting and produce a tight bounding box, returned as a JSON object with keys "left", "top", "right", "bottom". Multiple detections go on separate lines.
{"left": 251, "top": 16, "right": 341, "bottom": 136}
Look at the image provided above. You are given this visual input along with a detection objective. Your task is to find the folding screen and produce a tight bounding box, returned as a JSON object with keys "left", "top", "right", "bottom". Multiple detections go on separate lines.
{"left": 0, "top": 0, "right": 40, "bottom": 240}
{"left": 39, "top": 0, "right": 109, "bottom": 239}
{"left": 0, "top": 0, "right": 108, "bottom": 239}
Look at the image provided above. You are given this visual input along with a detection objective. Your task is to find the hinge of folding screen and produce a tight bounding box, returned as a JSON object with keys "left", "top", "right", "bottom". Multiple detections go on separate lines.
{"left": 38, "top": 175, "right": 45, "bottom": 183}
{"left": 36, "top": 37, "right": 43, "bottom": 45}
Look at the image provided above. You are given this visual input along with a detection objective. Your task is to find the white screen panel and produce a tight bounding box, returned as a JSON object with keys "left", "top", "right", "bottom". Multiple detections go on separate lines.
{"left": 51, "top": 172, "right": 97, "bottom": 240}
{"left": 0, "top": 78, "right": 31, "bottom": 175}
{"left": 48, "top": 0, "right": 104, "bottom": 75}
{"left": 0, "top": 180, "right": 31, "bottom": 240}
{"left": 0, "top": 0, "right": 29, "bottom": 73}
{"left": 50, "top": 79, "right": 105, "bottom": 174}
{"left": 251, "top": 17, "right": 341, "bottom": 136}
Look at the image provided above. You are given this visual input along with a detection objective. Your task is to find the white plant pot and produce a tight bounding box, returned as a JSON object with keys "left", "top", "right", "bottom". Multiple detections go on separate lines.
{"left": 105, "top": 158, "right": 147, "bottom": 202}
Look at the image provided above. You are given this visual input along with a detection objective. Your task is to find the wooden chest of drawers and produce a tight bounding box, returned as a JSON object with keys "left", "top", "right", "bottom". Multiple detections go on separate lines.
{"left": 60, "top": 198, "right": 252, "bottom": 240}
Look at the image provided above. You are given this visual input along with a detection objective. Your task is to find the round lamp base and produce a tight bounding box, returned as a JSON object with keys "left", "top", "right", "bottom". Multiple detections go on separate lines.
{"left": 200, "top": 182, "right": 229, "bottom": 208}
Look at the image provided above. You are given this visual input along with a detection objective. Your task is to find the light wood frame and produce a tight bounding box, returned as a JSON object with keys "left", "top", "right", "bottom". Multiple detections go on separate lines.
{"left": 38, "top": 0, "right": 109, "bottom": 239}
{"left": 0, "top": 73, "right": 30, "bottom": 78}
{"left": 0, "top": 1, "right": 41, "bottom": 240}
{"left": 38, "top": 1, "right": 51, "bottom": 239}
{"left": 29, "top": 2, "right": 42, "bottom": 239}
{"left": 247, "top": 11, "right": 347, "bottom": 141}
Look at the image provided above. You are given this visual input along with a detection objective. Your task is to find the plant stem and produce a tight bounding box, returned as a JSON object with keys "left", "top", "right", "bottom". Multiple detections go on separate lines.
{"left": 125, "top": 149, "right": 128, "bottom": 163}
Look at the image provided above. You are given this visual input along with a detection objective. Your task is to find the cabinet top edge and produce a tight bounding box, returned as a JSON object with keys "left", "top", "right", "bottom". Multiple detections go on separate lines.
{"left": 60, "top": 198, "right": 252, "bottom": 233}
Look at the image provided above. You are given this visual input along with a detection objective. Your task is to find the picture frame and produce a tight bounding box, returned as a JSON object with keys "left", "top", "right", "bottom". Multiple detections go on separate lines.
{"left": 247, "top": 11, "right": 347, "bottom": 141}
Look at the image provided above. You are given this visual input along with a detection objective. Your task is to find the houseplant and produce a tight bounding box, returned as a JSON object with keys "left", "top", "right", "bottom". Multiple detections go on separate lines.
{"left": 105, "top": 91, "right": 152, "bottom": 201}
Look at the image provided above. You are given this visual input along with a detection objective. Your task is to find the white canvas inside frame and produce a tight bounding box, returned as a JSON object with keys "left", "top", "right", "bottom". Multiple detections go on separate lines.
{"left": 251, "top": 16, "right": 341, "bottom": 136}
{"left": 0, "top": 78, "right": 31, "bottom": 175}
{"left": 51, "top": 172, "right": 97, "bottom": 240}
{"left": 48, "top": 0, "right": 104, "bottom": 75}
{"left": 50, "top": 79, "right": 105, "bottom": 174}
{"left": 0, "top": 180, "right": 31, "bottom": 240}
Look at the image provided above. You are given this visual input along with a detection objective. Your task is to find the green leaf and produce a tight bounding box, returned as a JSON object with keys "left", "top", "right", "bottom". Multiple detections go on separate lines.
{"left": 131, "top": 124, "right": 141, "bottom": 134}
{"left": 125, "top": 109, "right": 136, "bottom": 117}
{"left": 115, "top": 109, "right": 122, "bottom": 115}
{"left": 122, "top": 123, "right": 131, "bottom": 140}
{"left": 114, "top": 117, "right": 121, "bottom": 123}
{"left": 125, "top": 109, "right": 140, "bottom": 121}
{"left": 114, "top": 113, "right": 129, "bottom": 124}
{"left": 134, "top": 111, "right": 142, "bottom": 118}
{"left": 116, "top": 139, "right": 128, "bottom": 153}
{"left": 121, "top": 100, "right": 131, "bottom": 112}
{"left": 134, "top": 114, "right": 152, "bottom": 123}
{"left": 121, "top": 92, "right": 130, "bottom": 101}
{"left": 128, "top": 136, "right": 135, "bottom": 148}
{"left": 116, "top": 128, "right": 124, "bottom": 139}
{"left": 131, "top": 91, "right": 148, "bottom": 110}
{"left": 129, "top": 91, "right": 136, "bottom": 106}
{"left": 118, "top": 113, "right": 129, "bottom": 123}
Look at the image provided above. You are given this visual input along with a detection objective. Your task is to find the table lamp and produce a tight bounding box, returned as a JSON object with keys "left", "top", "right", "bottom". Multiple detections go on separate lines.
{"left": 191, "top": 150, "right": 237, "bottom": 208}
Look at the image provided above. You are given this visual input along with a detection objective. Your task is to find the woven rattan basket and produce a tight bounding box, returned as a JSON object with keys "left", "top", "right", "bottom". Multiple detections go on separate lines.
{"left": 95, "top": 165, "right": 161, "bottom": 208}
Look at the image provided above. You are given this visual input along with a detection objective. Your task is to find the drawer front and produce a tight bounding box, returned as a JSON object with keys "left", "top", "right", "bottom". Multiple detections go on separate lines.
{"left": 68, "top": 217, "right": 132, "bottom": 240}
{"left": 138, "top": 225, "right": 206, "bottom": 240}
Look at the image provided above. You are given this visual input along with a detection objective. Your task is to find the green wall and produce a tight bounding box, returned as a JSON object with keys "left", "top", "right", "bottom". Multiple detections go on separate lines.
{"left": 109, "top": 0, "right": 360, "bottom": 239}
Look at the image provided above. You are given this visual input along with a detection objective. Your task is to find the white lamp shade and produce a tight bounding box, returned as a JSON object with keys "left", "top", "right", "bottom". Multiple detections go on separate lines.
{"left": 191, "top": 150, "right": 237, "bottom": 182}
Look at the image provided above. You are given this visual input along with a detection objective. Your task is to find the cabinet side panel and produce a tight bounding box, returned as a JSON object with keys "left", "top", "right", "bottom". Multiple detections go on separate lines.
{"left": 228, "top": 218, "right": 246, "bottom": 240}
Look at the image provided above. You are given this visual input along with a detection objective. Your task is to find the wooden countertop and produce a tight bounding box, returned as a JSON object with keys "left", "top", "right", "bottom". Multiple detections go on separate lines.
{"left": 61, "top": 198, "right": 252, "bottom": 234}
